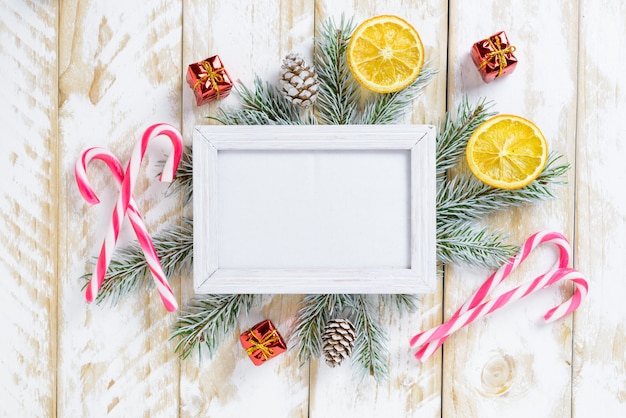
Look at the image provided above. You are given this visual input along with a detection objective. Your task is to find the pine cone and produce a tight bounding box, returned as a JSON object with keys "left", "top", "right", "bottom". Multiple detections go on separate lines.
{"left": 279, "top": 52, "right": 319, "bottom": 108}
{"left": 322, "top": 318, "right": 356, "bottom": 367}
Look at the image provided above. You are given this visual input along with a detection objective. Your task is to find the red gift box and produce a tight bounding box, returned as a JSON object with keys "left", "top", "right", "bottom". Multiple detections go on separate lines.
{"left": 471, "top": 31, "right": 517, "bottom": 83}
{"left": 186, "top": 55, "right": 233, "bottom": 106}
{"left": 239, "top": 320, "right": 287, "bottom": 366}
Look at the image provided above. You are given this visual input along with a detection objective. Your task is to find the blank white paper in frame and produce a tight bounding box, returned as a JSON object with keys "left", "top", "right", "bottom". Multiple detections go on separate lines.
{"left": 193, "top": 125, "right": 436, "bottom": 294}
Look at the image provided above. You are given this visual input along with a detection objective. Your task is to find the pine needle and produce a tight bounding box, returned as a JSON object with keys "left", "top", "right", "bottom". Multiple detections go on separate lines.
{"left": 82, "top": 218, "right": 194, "bottom": 306}
{"left": 357, "top": 66, "right": 438, "bottom": 124}
{"left": 314, "top": 15, "right": 360, "bottom": 125}
{"left": 347, "top": 295, "right": 389, "bottom": 382}
{"left": 291, "top": 294, "right": 349, "bottom": 365}
{"left": 378, "top": 294, "right": 419, "bottom": 313}
{"left": 437, "top": 223, "right": 518, "bottom": 268}
{"left": 436, "top": 97, "right": 496, "bottom": 177}
{"left": 211, "top": 77, "right": 306, "bottom": 125}
{"left": 167, "top": 146, "right": 193, "bottom": 206}
{"left": 171, "top": 294, "right": 255, "bottom": 360}
{"left": 437, "top": 152, "right": 570, "bottom": 227}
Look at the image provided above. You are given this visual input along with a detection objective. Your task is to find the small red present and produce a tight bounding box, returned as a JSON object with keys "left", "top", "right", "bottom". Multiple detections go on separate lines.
{"left": 239, "top": 320, "right": 287, "bottom": 366}
{"left": 471, "top": 31, "right": 517, "bottom": 83}
{"left": 186, "top": 55, "right": 233, "bottom": 106}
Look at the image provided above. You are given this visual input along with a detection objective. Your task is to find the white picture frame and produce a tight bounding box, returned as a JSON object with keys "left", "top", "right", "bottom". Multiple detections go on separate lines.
{"left": 193, "top": 124, "right": 436, "bottom": 294}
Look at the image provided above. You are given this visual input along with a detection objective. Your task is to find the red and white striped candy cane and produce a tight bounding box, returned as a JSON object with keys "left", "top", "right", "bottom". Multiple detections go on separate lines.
{"left": 410, "top": 231, "right": 588, "bottom": 362}
{"left": 413, "top": 231, "right": 571, "bottom": 360}
{"left": 75, "top": 147, "right": 178, "bottom": 312}
{"left": 82, "top": 123, "right": 182, "bottom": 310}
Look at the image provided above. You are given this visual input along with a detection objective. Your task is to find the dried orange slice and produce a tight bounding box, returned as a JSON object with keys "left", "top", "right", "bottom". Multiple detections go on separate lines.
{"left": 347, "top": 15, "right": 424, "bottom": 93}
{"left": 466, "top": 114, "right": 549, "bottom": 189}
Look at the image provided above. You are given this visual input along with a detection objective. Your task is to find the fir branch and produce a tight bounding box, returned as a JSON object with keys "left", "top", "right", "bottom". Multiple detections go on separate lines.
{"left": 82, "top": 218, "right": 194, "bottom": 306}
{"left": 314, "top": 16, "right": 360, "bottom": 125}
{"left": 167, "top": 145, "right": 193, "bottom": 205}
{"left": 291, "top": 294, "right": 349, "bottom": 365}
{"left": 357, "top": 66, "right": 437, "bottom": 124}
{"left": 437, "top": 223, "right": 518, "bottom": 268}
{"left": 347, "top": 295, "right": 389, "bottom": 382}
{"left": 171, "top": 294, "right": 255, "bottom": 360}
{"left": 378, "top": 294, "right": 419, "bottom": 313}
{"left": 211, "top": 77, "right": 305, "bottom": 125}
{"left": 437, "top": 152, "right": 570, "bottom": 227}
{"left": 436, "top": 97, "right": 496, "bottom": 177}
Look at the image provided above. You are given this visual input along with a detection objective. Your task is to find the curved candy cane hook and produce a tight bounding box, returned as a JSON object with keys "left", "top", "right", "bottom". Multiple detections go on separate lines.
{"left": 410, "top": 231, "right": 588, "bottom": 362}
{"left": 75, "top": 147, "right": 178, "bottom": 311}
{"left": 81, "top": 123, "right": 183, "bottom": 308}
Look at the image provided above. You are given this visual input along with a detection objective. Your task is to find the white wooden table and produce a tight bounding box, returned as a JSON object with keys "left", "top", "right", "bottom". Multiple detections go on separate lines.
{"left": 2, "top": 1, "right": 624, "bottom": 417}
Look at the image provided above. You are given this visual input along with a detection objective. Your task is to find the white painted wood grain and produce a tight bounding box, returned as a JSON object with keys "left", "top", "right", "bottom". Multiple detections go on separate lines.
{"left": 445, "top": 1, "right": 578, "bottom": 417}
{"left": 4, "top": 0, "right": 626, "bottom": 416}
{"left": 573, "top": 1, "right": 626, "bottom": 416}
{"left": 180, "top": 1, "right": 314, "bottom": 417}
{"left": 308, "top": 1, "right": 447, "bottom": 417}
{"left": 0, "top": 1, "right": 57, "bottom": 417}
{"left": 57, "top": 1, "right": 182, "bottom": 417}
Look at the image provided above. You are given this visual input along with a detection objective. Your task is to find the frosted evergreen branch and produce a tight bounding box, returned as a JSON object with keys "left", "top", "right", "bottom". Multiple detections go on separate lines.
{"left": 82, "top": 218, "right": 194, "bottom": 306}
{"left": 167, "top": 146, "right": 193, "bottom": 206}
{"left": 437, "top": 223, "right": 518, "bottom": 268}
{"left": 378, "top": 294, "right": 419, "bottom": 313}
{"left": 171, "top": 294, "right": 255, "bottom": 360}
{"left": 357, "top": 66, "right": 437, "bottom": 124}
{"left": 291, "top": 294, "right": 350, "bottom": 365}
{"left": 211, "top": 77, "right": 305, "bottom": 125}
{"left": 314, "top": 16, "right": 360, "bottom": 125}
{"left": 347, "top": 295, "right": 389, "bottom": 382}
{"left": 437, "top": 152, "right": 570, "bottom": 227}
{"left": 436, "top": 97, "right": 496, "bottom": 177}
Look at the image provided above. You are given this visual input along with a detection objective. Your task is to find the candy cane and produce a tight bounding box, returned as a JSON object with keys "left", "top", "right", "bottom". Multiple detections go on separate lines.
{"left": 410, "top": 231, "right": 588, "bottom": 362}
{"left": 75, "top": 147, "right": 178, "bottom": 312}
{"left": 415, "top": 231, "right": 571, "bottom": 360}
{"left": 81, "top": 123, "right": 182, "bottom": 309}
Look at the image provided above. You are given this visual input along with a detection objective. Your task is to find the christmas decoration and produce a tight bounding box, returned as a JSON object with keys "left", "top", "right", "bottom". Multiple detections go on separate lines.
{"left": 279, "top": 52, "right": 319, "bottom": 108}
{"left": 79, "top": 16, "right": 570, "bottom": 381}
{"left": 322, "top": 318, "right": 356, "bottom": 367}
{"left": 186, "top": 55, "right": 233, "bottom": 106}
{"left": 471, "top": 31, "right": 517, "bottom": 83}
{"left": 347, "top": 15, "right": 424, "bottom": 93}
{"left": 240, "top": 320, "right": 287, "bottom": 365}
{"left": 410, "top": 231, "right": 588, "bottom": 361}
{"left": 75, "top": 123, "right": 183, "bottom": 312}
{"left": 466, "top": 114, "right": 548, "bottom": 190}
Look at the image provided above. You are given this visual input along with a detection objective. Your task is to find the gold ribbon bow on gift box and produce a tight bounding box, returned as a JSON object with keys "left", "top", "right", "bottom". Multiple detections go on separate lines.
{"left": 194, "top": 60, "right": 226, "bottom": 98}
{"left": 478, "top": 36, "right": 516, "bottom": 77}
{"left": 246, "top": 329, "right": 281, "bottom": 361}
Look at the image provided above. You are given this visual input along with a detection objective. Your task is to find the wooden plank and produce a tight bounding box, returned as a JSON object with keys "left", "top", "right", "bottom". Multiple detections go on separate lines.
{"left": 308, "top": 1, "right": 447, "bottom": 417}
{"left": 445, "top": 1, "right": 578, "bottom": 417}
{"left": 180, "top": 1, "right": 313, "bottom": 417}
{"left": 57, "top": 1, "right": 182, "bottom": 416}
{"left": 0, "top": 1, "right": 57, "bottom": 416}
{"left": 573, "top": 1, "right": 626, "bottom": 416}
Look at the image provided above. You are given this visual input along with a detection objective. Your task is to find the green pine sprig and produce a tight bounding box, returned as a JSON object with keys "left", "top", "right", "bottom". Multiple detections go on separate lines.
{"left": 81, "top": 218, "right": 193, "bottom": 306}
{"left": 437, "top": 153, "right": 570, "bottom": 227}
{"left": 314, "top": 15, "right": 360, "bottom": 125}
{"left": 211, "top": 77, "right": 308, "bottom": 125}
{"left": 436, "top": 97, "right": 496, "bottom": 177}
{"left": 167, "top": 145, "right": 193, "bottom": 205}
{"left": 356, "top": 65, "right": 437, "bottom": 125}
{"left": 291, "top": 294, "right": 350, "bottom": 365}
{"left": 347, "top": 295, "right": 389, "bottom": 382}
{"left": 171, "top": 294, "right": 255, "bottom": 360}
{"left": 437, "top": 223, "right": 517, "bottom": 268}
